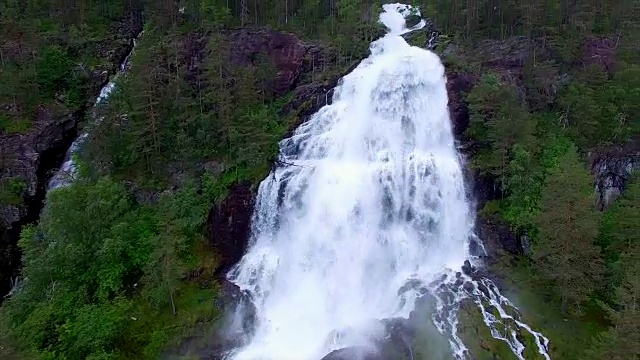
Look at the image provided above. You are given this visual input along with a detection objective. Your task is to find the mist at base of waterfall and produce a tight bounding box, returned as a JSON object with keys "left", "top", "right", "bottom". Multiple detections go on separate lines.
{"left": 225, "top": 4, "right": 551, "bottom": 360}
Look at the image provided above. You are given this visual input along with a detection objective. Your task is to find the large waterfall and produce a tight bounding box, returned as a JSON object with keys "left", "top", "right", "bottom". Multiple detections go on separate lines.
{"left": 227, "top": 4, "right": 550, "bottom": 360}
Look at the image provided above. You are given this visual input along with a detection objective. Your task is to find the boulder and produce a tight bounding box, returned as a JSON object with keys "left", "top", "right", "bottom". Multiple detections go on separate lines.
{"left": 590, "top": 145, "right": 639, "bottom": 210}
{"left": 476, "top": 213, "right": 525, "bottom": 261}
{"left": 322, "top": 347, "right": 380, "bottom": 360}
{"left": 320, "top": 319, "right": 415, "bottom": 360}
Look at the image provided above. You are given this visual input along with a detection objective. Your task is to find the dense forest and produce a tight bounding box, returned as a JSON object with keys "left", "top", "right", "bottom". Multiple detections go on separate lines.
{"left": 0, "top": 0, "right": 638, "bottom": 359}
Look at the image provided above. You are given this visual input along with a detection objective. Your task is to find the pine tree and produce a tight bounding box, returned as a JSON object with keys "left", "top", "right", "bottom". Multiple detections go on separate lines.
{"left": 589, "top": 246, "right": 640, "bottom": 360}
{"left": 532, "top": 144, "right": 604, "bottom": 314}
{"left": 466, "top": 74, "right": 537, "bottom": 187}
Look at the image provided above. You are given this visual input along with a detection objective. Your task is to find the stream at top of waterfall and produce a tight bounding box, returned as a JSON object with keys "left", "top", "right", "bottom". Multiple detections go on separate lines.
{"left": 224, "top": 3, "right": 551, "bottom": 360}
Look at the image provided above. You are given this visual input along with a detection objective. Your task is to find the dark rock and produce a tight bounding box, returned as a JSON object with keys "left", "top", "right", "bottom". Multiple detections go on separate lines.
{"left": 165, "top": 279, "right": 256, "bottom": 360}
{"left": 176, "top": 31, "right": 209, "bottom": 92}
{"left": 220, "top": 27, "right": 328, "bottom": 97}
{"left": 590, "top": 145, "right": 639, "bottom": 210}
{"left": 0, "top": 110, "right": 80, "bottom": 298}
{"left": 583, "top": 36, "right": 618, "bottom": 75}
{"left": 463, "top": 281, "right": 475, "bottom": 293}
{"left": 280, "top": 59, "right": 361, "bottom": 139}
{"left": 208, "top": 182, "right": 256, "bottom": 276}
{"left": 468, "top": 235, "right": 486, "bottom": 257}
{"left": 475, "top": 213, "right": 522, "bottom": 261}
{"left": 216, "top": 279, "right": 256, "bottom": 341}
{"left": 462, "top": 260, "right": 475, "bottom": 276}
{"left": 0, "top": 17, "right": 142, "bottom": 299}
{"left": 322, "top": 346, "right": 380, "bottom": 360}
{"left": 467, "top": 172, "right": 501, "bottom": 213}
{"left": 445, "top": 71, "right": 477, "bottom": 138}
{"left": 321, "top": 318, "right": 416, "bottom": 360}
{"left": 404, "top": 14, "right": 422, "bottom": 29}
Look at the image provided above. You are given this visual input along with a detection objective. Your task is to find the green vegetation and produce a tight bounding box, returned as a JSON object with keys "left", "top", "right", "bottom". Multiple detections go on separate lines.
{"left": 450, "top": 0, "right": 638, "bottom": 357}
{"left": 1, "top": 178, "right": 220, "bottom": 359}
{"left": 0, "top": 0, "right": 638, "bottom": 359}
{"left": 532, "top": 145, "right": 604, "bottom": 314}
{"left": 456, "top": 300, "right": 519, "bottom": 360}
{"left": 0, "top": 177, "right": 27, "bottom": 205}
{"left": 1, "top": 1, "right": 373, "bottom": 358}
{"left": 0, "top": 114, "right": 33, "bottom": 134}
{"left": 0, "top": 0, "right": 138, "bottom": 132}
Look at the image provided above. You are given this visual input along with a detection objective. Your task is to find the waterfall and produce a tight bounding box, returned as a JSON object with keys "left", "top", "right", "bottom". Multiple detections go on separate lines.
{"left": 47, "top": 36, "right": 139, "bottom": 190}
{"left": 226, "top": 4, "right": 550, "bottom": 359}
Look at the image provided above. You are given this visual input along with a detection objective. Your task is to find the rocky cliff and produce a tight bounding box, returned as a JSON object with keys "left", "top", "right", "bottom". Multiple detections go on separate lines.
{"left": 206, "top": 27, "right": 358, "bottom": 277}
{"left": 590, "top": 143, "right": 639, "bottom": 210}
{"left": 0, "top": 15, "right": 142, "bottom": 298}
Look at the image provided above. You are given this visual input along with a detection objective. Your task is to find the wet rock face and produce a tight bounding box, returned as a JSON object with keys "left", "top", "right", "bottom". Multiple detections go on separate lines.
{"left": 476, "top": 213, "right": 527, "bottom": 260}
{"left": 208, "top": 182, "right": 256, "bottom": 276}
{"left": 322, "top": 346, "right": 383, "bottom": 360}
{"left": 0, "top": 109, "right": 80, "bottom": 297}
{"left": 445, "top": 71, "right": 476, "bottom": 138}
{"left": 213, "top": 279, "right": 257, "bottom": 349}
{"left": 590, "top": 146, "right": 639, "bottom": 210}
{"left": 320, "top": 319, "right": 416, "bottom": 360}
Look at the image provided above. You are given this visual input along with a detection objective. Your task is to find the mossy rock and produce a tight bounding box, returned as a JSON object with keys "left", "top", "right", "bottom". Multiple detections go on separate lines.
{"left": 411, "top": 295, "right": 456, "bottom": 360}
{"left": 404, "top": 14, "right": 422, "bottom": 29}
{"left": 456, "top": 299, "right": 549, "bottom": 360}
{"left": 0, "top": 177, "right": 27, "bottom": 205}
{"left": 456, "top": 300, "right": 518, "bottom": 360}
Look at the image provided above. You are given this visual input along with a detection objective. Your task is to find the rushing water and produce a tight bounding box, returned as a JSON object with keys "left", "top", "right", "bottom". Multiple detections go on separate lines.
{"left": 47, "top": 38, "right": 138, "bottom": 190}
{"left": 226, "top": 4, "right": 550, "bottom": 359}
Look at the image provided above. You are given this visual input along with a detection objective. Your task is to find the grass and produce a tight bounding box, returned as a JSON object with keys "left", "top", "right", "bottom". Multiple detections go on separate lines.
{"left": 492, "top": 259, "right": 606, "bottom": 360}
{"left": 0, "top": 115, "right": 33, "bottom": 134}
{"left": 456, "top": 299, "right": 520, "bottom": 360}
{"left": 119, "top": 284, "right": 220, "bottom": 360}
{"left": 0, "top": 177, "right": 27, "bottom": 206}
{"left": 118, "top": 239, "right": 222, "bottom": 360}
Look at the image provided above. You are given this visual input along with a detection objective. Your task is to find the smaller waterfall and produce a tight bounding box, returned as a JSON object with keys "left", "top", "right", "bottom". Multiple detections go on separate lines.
{"left": 47, "top": 36, "right": 139, "bottom": 190}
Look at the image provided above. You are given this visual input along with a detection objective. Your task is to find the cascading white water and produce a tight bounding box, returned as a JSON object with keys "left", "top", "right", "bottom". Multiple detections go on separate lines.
{"left": 47, "top": 36, "right": 139, "bottom": 190}
{"left": 228, "top": 4, "right": 551, "bottom": 360}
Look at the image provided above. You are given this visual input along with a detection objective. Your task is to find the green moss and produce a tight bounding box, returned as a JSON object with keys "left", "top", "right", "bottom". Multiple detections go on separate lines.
{"left": 0, "top": 177, "right": 27, "bottom": 205}
{"left": 456, "top": 299, "right": 519, "bottom": 360}
{"left": 126, "top": 285, "right": 220, "bottom": 359}
{"left": 479, "top": 200, "right": 502, "bottom": 217}
{"left": 0, "top": 115, "right": 33, "bottom": 134}
{"left": 405, "top": 31, "right": 428, "bottom": 48}
{"left": 492, "top": 260, "right": 605, "bottom": 360}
